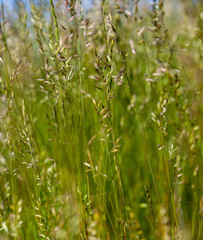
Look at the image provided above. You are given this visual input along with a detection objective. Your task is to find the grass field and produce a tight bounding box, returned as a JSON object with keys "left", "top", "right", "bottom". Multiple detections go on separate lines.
{"left": 0, "top": 0, "right": 202, "bottom": 239}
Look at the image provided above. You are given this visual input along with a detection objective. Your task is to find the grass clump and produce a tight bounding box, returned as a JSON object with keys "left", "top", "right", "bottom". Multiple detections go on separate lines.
{"left": 0, "top": 0, "right": 202, "bottom": 239}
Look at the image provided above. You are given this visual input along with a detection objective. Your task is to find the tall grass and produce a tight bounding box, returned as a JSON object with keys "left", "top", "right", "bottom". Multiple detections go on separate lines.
{"left": 0, "top": 0, "right": 202, "bottom": 239}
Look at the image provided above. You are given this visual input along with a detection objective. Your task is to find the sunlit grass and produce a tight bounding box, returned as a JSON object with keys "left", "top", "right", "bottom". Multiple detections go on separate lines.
{"left": 0, "top": 0, "right": 202, "bottom": 239}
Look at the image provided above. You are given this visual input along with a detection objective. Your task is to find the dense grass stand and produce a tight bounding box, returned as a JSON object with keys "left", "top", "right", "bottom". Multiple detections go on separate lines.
{"left": 0, "top": 0, "right": 202, "bottom": 239}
